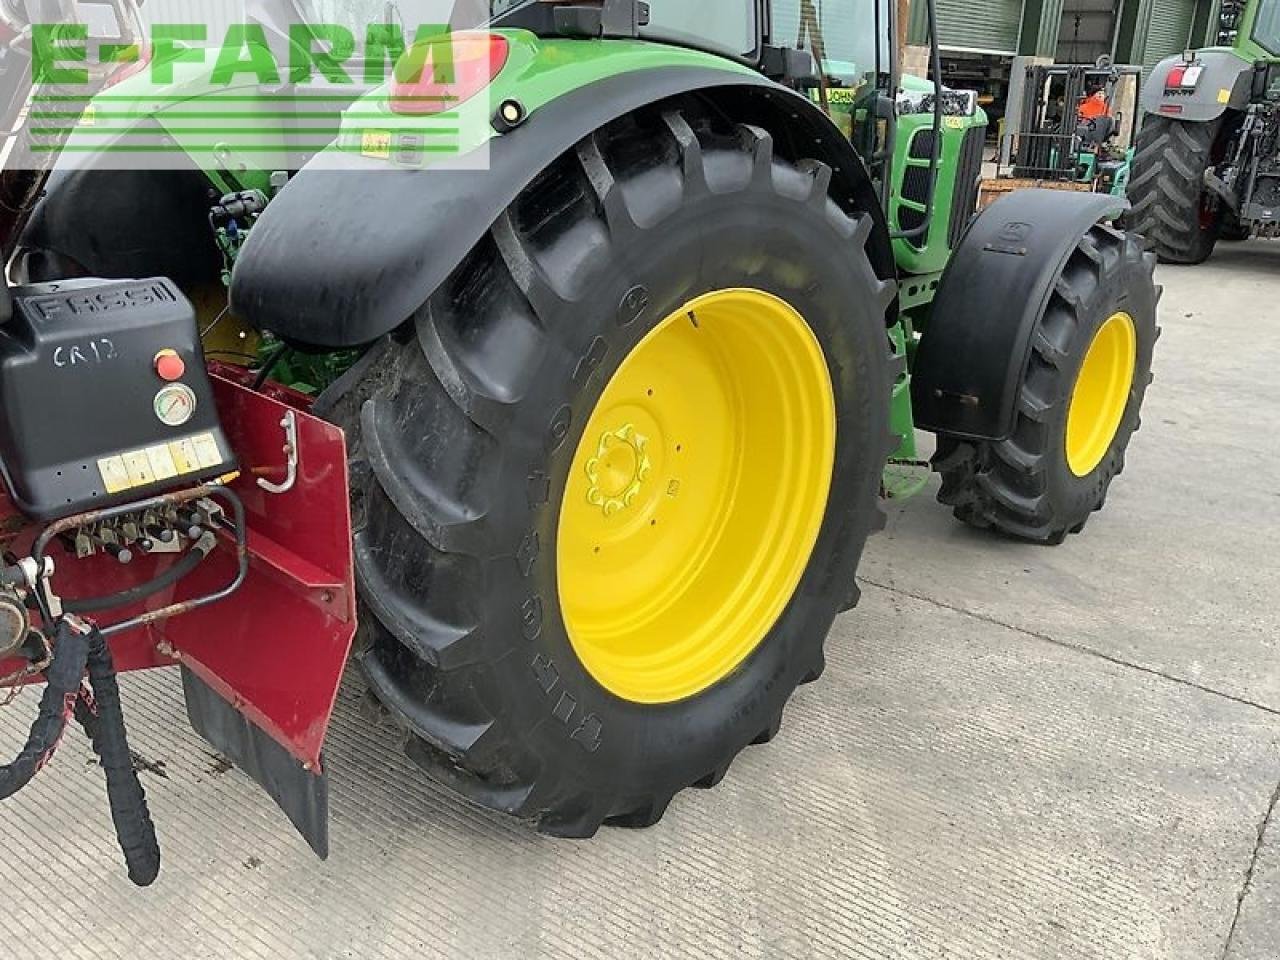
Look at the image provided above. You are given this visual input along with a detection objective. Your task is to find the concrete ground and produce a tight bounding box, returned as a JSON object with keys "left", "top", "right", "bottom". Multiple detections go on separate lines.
{"left": 1, "top": 244, "right": 1277, "bottom": 959}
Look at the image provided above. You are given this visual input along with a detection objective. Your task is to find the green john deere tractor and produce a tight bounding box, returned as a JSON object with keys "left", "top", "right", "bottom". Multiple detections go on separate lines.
{"left": 0, "top": 0, "right": 1158, "bottom": 858}
{"left": 1128, "top": 0, "right": 1280, "bottom": 263}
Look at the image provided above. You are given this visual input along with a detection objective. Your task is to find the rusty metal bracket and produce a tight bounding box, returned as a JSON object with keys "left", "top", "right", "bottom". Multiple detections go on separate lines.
{"left": 258, "top": 411, "right": 299, "bottom": 495}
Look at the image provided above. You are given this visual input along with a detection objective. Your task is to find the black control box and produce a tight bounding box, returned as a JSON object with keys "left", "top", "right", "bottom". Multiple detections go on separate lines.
{"left": 0, "top": 278, "right": 237, "bottom": 520}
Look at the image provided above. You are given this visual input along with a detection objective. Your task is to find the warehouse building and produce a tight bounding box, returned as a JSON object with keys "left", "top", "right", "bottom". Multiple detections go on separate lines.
{"left": 905, "top": 0, "right": 1223, "bottom": 125}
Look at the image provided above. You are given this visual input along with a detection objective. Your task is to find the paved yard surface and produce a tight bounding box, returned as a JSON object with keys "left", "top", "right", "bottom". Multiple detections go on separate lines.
{"left": 1, "top": 244, "right": 1277, "bottom": 959}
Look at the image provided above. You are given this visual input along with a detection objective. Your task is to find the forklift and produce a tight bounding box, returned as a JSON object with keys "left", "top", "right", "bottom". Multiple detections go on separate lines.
{"left": 985, "top": 59, "right": 1142, "bottom": 204}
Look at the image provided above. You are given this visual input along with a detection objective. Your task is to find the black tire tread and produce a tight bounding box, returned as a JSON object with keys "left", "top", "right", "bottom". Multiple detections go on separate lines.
{"left": 352, "top": 101, "right": 897, "bottom": 837}
{"left": 933, "top": 225, "right": 1158, "bottom": 544}
{"left": 1127, "top": 116, "right": 1222, "bottom": 264}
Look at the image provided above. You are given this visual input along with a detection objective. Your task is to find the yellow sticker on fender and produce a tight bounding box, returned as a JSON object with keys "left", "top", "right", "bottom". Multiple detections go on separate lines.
{"left": 360, "top": 130, "right": 392, "bottom": 159}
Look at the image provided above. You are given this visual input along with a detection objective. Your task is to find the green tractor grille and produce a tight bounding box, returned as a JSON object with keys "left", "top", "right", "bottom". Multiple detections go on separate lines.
{"left": 950, "top": 126, "right": 986, "bottom": 248}
{"left": 898, "top": 125, "right": 986, "bottom": 252}
{"left": 898, "top": 130, "right": 937, "bottom": 245}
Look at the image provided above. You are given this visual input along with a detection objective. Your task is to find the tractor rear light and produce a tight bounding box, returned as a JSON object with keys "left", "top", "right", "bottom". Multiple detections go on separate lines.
{"left": 104, "top": 44, "right": 152, "bottom": 89}
{"left": 389, "top": 32, "right": 509, "bottom": 116}
{"left": 1165, "top": 64, "right": 1203, "bottom": 90}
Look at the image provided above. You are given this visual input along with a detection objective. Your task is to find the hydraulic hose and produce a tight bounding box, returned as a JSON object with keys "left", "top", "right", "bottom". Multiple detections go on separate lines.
{"left": 0, "top": 619, "right": 87, "bottom": 800}
{"left": 77, "top": 629, "right": 161, "bottom": 887}
{"left": 0, "top": 618, "right": 161, "bottom": 885}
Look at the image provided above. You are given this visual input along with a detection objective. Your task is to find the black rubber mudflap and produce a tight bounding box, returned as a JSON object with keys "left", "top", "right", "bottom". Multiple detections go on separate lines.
{"left": 182, "top": 668, "right": 330, "bottom": 858}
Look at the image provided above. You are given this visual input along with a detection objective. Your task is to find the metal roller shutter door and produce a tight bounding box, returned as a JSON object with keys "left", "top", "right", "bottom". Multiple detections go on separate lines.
{"left": 936, "top": 0, "right": 1026, "bottom": 54}
{"left": 1142, "top": 0, "right": 1197, "bottom": 69}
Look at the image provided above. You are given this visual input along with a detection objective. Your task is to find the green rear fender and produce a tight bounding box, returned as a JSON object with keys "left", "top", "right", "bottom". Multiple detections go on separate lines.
{"left": 230, "top": 31, "right": 897, "bottom": 348}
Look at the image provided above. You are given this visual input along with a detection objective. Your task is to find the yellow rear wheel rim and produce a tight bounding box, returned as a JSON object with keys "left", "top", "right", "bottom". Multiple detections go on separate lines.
{"left": 556, "top": 289, "right": 836, "bottom": 705}
{"left": 1065, "top": 311, "right": 1137, "bottom": 477}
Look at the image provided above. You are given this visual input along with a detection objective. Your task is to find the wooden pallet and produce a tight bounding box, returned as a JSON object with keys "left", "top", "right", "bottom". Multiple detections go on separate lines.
{"left": 979, "top": 177, "right": 1094, "bottom": 209}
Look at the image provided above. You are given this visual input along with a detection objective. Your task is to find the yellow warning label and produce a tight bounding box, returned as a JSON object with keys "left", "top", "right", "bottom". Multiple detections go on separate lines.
{"left": 145, "top": 444, "right": 179, "bottom": 482}
{"left": 1218, "top": 88, "right": 1232, "bottom": 104}
{"left": 191, "top": 433, "right": 223, "bottom": 469}
{"left": 96, "top": 432, "right": 226, "bottom": 494}
{"left": 168, "top": 438, "right": 200, "bottom": 474}
{"left": 122, "top": 451, "right": 155, "bottom": 487}
{"left": 98, "top": 456, "right": 131, "bottom": 494}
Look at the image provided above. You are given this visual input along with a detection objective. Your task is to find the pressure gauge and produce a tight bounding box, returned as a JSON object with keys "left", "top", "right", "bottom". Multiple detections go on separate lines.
{"left": 154, "top": 382, "right": 197, "bottom": 427}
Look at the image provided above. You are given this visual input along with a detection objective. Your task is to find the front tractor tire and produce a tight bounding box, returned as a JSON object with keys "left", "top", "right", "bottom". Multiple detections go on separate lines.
{"left": 934, "top": 224, "right": 1159, "bottom": 544}
{"left": 1127, "top": 116, "right": 1225, "bottom": 264}
{"left": 352, "top": 105, "right": 896, "bottom": 836}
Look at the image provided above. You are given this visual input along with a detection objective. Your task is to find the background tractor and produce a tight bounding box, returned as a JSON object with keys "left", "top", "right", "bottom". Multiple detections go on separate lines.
{"left": 0, "top": 0, "right": 1158, "bottom": 881}
{"left": 1128, "top": 0, "right": 1280, "bottom": 263}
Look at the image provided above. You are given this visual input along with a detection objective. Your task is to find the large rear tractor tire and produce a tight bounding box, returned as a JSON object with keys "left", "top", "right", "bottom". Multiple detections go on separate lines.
{"left": 1127, "top": 116, "right": 1224, "bottom": 264}
{"left": 933, "top": 224, "right": 1159, "bottom": 544}
{"left": 351, "top": 104, "right": 897, "bottom": 836}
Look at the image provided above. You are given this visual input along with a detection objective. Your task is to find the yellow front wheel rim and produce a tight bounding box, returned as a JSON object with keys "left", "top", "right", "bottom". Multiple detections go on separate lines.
{"left": 1065, "top": 311, "right": 1137, "bottom": 477}
{"left": 556, "top": 289, "right": 836, "bottom": 705}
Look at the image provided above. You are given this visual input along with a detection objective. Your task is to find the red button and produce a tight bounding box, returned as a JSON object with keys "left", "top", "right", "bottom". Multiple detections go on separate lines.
{"left": 155, "top": 350, "right": 186, "bottom": 382}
